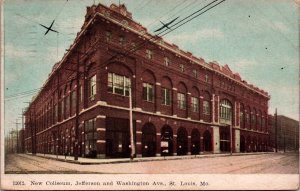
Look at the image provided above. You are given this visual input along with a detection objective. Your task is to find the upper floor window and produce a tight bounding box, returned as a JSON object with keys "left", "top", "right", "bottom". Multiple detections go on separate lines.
{"left": 180, "top": 64, "right": 185, "bottom": 72}
{"left": 131, "top": 42, "right": 136, "bottom": 49}
{"left": 164, "top": 57, "right": 170, "bottom": 66}
{"left": 262, "top": 117, "right": 265, "bottom": 130}
{"left": 108, "top": 72, "right": 131, "bottom": 96}
{"left": 71, "top": 91, "right": 76, "bottom": 113}
{"left": 119, "top": 36, "right": 125, "bottom": 46}
{"left": 105, "top": 31, "right": 112, "bottom": 42}
{"left": 220, "top": 100, "right": 232, "bottom": 123}
{"left": 61, "top": 99, "right": 64, "bottom": 120}
{"left": 191, "top": 97, "right": 199, "bottom": 112}
{"left": 54, "top": 104, "right": 58, "bottom": 123}
{"left": 205, "top": 74, "right": 209, "bottom": 82}
{"left": 65, "top": 95, "right": 70, "bottom": 116}
{"left": 142, "top": 83, "right": 154, "bottom": 102}
{"left": 251, "top": 113, "right": 256, "bottom": 128}
{"left": 203, "top": 100, "right": 210, "bottom": 115}
{"left": 240, "top": 111, "right": 244, "bottom": 128}
{"left": 79, "top": 85, "right": 83, "bottom": 103}
{"left": 89, "top": 75, "right": 97, "bottom": 100}
{"left": 245, "top": 111, "right": 250, "bottom": 124}
{"left": 177, "top": 93, "right": 186, "bottom": 110}
{"left": 161, "top": 87, "right": 171, "bottom": 106}
{"left": 146, "top": 49, "right": 153, "bottom": 59}
{"left": 193, "top": 69, "right": 197, "bottom": 78}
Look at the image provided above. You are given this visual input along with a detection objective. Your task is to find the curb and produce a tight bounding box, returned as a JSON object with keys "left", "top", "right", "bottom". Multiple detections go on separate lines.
{"left": 31, "top": 152, "right": 273, "bottom": 165}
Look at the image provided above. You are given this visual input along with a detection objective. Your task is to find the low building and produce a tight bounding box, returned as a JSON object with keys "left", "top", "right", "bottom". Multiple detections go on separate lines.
{"left": 269, "top": 115, "right": 299, "bottom": 152}
{"left": 24, "top": 3, "right": 270, "bottom": 158}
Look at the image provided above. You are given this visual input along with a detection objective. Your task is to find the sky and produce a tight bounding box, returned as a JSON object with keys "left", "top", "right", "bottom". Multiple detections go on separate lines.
{"left": 3, "top": 0, "right": 299, "bottom": 136}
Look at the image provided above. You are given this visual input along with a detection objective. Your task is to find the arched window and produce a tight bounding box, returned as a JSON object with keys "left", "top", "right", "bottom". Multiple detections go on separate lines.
{"left": 220, "top": 99, "right": 232, "bottom": 125}
{"left": 240, "top": 104, "right": 245, "bottom": 129}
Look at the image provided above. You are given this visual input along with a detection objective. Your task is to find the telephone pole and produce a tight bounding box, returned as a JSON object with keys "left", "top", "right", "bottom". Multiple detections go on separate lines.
{"left": 15, "top": 119, "right": 21, "bottom": 153}
{"left": 275, "top": 108, "right": 278, "bottom": 153}
{"left": 129, "top": 86, "right": 135, "bottom": 159}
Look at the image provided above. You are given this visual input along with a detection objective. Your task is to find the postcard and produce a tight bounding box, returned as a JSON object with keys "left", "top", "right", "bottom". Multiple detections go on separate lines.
{"left": 1, "top": 0, "right": 299, "bottom": 190}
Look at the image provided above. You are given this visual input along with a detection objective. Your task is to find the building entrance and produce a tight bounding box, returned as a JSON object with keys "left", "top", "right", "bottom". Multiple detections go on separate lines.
{"left": 105, "top": 117, "right": 133, "bottom": 158}
{"left": 142, "top": 123, "right": 156, "bottom": 157}
{"left": 177, "top": 127, "right": 188, "bottom": 155}
{"left": 161, "top": 125, "right": 173, "bottom": 156}
{"left": 240, "top": 135, "right": 246, "bottom": 152}
{"left": 203, "top": 130, "right": 212, "bottom": 152}
{"left": 191, "top": 128, "right": 200, "bottom": 155}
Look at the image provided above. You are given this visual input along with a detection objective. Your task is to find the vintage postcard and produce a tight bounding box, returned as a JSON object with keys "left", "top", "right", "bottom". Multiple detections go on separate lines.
{"left": 1, "top": 0, "right": 299, "bottom": 190}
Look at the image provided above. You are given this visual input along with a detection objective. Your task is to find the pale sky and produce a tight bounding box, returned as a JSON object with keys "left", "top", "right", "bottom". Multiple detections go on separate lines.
{"left": 3, "top": 0, "right": 299, "bottom": 136}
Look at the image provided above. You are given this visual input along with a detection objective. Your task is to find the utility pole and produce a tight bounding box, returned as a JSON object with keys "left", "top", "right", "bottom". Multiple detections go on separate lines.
{"left": 74, "top": 51, "right": 80, "bottom": 161}
{"left": 10, "top": 130, "right": 14, "bottom": 153}
{"left": 275, "top": 108, "right": 278, "bottom": 153}
{"left": 15, "top": 119, "right": 21, "bottom": 153}
{"left": 283, "top": 128, "right": 286, "bottom": 152}
{"left": 129, "top": 86, "right": 135, "bottom": 159}
{"left": 230, "top": 125, "right": 232, "bottom": 155}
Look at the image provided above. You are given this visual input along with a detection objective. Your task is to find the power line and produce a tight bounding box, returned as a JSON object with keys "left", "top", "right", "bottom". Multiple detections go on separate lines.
{"left": 12, "top": 0, "right": 226, "bottom": 105}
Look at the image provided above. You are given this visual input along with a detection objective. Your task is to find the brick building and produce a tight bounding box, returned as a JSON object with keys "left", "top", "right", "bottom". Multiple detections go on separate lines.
{"left": 269, "top": 115, "right": 299, "bottom": 152}
{"left": 24, "top": 3, "right": 270, "bottom": 158}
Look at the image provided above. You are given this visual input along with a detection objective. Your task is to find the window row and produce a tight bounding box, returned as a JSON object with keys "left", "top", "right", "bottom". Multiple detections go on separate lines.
{"left": 104, "top": 31, "right": 210, "bottom": 82}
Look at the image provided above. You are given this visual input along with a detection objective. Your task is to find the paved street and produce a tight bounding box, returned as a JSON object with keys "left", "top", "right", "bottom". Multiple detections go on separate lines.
{"left": 5, "top": 153, "right": 298, "bottom": 174}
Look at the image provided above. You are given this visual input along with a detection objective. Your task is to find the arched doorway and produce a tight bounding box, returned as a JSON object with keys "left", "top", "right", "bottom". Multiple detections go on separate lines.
{"left": 203, "top": 130, "right": 212, "bottom": 152}
{"left": 240, "top": 135, "right": 246, "bottom": 152}
{"left": 142, "top": 123, "right": 156, "bottom": 157}
{"left": 177, "top": 127, "right": 188, "bottom": 155}
{"left": 191, "top": 129, "right": 200, "bottom": 155}
{"left": 161, "top": 125, "right": 173, "bottom": 156}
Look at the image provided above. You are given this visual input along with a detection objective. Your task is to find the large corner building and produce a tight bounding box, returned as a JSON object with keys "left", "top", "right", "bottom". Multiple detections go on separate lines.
{"left": 24, "top": 3, "right": 270, "bottom": 158}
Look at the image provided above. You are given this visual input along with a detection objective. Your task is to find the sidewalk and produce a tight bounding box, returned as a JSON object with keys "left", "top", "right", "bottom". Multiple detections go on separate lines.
{"left": 28, "top": 152, "right": 272, "bottom": 165}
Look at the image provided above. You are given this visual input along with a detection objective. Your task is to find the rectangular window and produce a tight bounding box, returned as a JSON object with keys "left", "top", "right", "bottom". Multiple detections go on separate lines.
{"left": 191, "top": 97, "right": 199, "bottom": 112}
{"left": 105, "top": 31, "right": 111, "bottom": 42}
{"left": 240, "top": 112, "right": 244, "bottom": 124}
{"left": 65, "top": 96, "right": 69, "bottom": 117}
{"left": 142, "top": 83, "right": 154, "bottom": 102}
{"left": 146, "top": 49, "right": 153, "bottom": 59}
{"left": 71, "top": 91, "right": 76, "bottom": 114}
{"left": 164, "top": 57, "right": 170, "bottom": 66}
{"left": 61, "top": 99, "right": 64, "bottom": 120}
{"left": 177, "top": 93, "right": 186, "bottom": 110}
{"left": 180, "top": 64, "right": 185, "bottom": 72}
{"left": 119, "top": 36, "right": 125, "bottom": 46}
{"left": 108, "top": 72, "right": 131, "bottom": 96}
{"left": 205, "top": 74, "right": 209, "bottom": 82}
{"left": 84, "top": 118, "right": 97, "bottom": 155}
{"left": 246, "top": 113, "right": 250, "bottom": 124}
{"left": 54, "top": 104, "right": 58, "bottom": 123}
{"left": 161, "top": 87, "right": 171, "bottom": 106}
{"left": 203, "top": 100, "right": 210, "bottom": 115}
{"left": 193, "top": 69, "right": 197, "bottom": 78}
{"left": 80, "top": 85, "right": 83, "bottom": 103}
{"left": 89, "top": 75, "right": 96, "bottom": 100}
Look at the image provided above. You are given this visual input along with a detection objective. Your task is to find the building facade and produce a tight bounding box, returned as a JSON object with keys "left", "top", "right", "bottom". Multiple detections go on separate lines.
{"left": 269, "top": 115, "right": 299, "bottom": 152}
{"left": 24, "top": 3, "right": 270, "bottom": 158}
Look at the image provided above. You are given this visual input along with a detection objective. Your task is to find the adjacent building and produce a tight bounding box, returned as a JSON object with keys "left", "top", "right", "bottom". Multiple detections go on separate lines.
{"left": 269, "top": 115, "right": 299, "bottom": 152}
{"left": 24, "top": 3, "right": 270, "bottom": 158}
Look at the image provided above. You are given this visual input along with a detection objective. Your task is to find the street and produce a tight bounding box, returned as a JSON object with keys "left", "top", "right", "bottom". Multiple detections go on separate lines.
{"left": 5, "top": 153, "right": 298, "bottom": 174}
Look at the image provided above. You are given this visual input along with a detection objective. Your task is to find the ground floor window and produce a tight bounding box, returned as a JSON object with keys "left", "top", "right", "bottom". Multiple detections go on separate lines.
{"left": 84, "top": 118, "right": 97, "bottom": 157}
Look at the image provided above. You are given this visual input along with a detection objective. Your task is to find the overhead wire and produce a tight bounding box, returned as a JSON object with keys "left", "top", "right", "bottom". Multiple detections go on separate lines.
{"left": 11, "top": 0, "right": 226, "bottom": 104}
